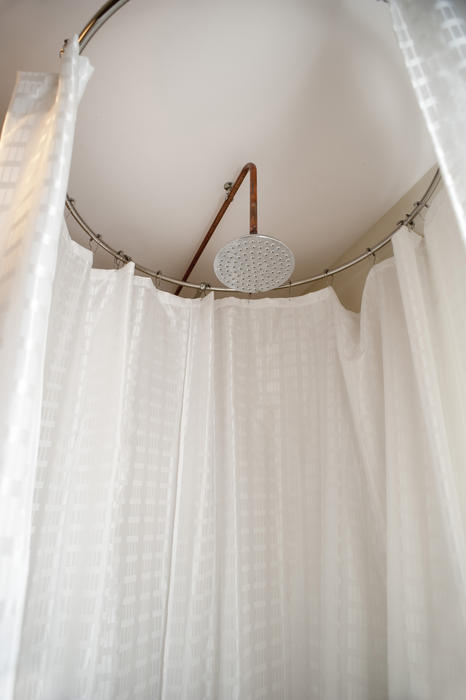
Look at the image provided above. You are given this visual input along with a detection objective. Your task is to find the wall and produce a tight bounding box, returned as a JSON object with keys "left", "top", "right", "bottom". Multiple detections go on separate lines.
{"left": 325, "top": 165, "right": 440, "bottom": 311}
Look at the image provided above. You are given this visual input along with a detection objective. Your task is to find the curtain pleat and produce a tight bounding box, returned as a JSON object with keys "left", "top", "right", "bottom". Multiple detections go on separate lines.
{"left": 11, "top": 190, "right": 465, "bottom": 699}
{"left": 0, "top": 38, "right": 92, "bottom": 700}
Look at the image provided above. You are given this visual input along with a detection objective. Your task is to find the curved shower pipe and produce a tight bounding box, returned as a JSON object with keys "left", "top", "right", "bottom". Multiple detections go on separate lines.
{"left": 174, "top": 162, "right": 257, "bottom": 295}
{"left": 64, "top": 0, "right": 442, "bottom": 294}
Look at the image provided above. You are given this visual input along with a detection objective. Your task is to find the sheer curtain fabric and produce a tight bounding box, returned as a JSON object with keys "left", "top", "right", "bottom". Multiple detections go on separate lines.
{"left": 10, "top": 194, "right": 466, "bottom": 700}
{"left": 391, "top": 0, "right": 466, "bottom": 243}
{"left": 0, "top": 38, "right": 92, "bottom": 700}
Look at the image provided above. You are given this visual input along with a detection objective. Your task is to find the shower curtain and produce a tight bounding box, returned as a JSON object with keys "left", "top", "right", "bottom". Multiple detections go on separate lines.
{"left": 0, "top": 5, "right": 465, "bottom": 700}
{"left": 391, "top": 0, "right": 466, "bottom": 244}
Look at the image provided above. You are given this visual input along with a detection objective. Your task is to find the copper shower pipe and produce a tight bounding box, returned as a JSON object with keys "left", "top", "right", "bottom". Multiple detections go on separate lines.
{"left": 174, "top": 162, "right": 257, "bottom": 295}
{"left": 69, "top": 1, "right": 442, "bottom": 295}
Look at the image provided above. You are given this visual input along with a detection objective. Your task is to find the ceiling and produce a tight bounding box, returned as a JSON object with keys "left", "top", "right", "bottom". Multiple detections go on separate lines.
{"left": 0, "top": 0, "right": 435, "bottom": 297}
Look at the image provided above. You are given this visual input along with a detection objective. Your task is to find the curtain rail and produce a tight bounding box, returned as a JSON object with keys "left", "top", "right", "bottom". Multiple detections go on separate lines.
{"left": 65, "top": 168, "right": 441, "bottom": 293}
{"left": 64, "top": 0, "right": 441, "bottom": 294}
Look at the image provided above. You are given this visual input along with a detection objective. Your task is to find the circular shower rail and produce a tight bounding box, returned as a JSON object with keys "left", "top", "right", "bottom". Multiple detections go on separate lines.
{"left": 65, "top": 0, "right": 442, "bottom": 294}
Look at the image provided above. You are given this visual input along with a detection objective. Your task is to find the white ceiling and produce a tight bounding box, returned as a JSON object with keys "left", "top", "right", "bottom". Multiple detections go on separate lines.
{"left": 0, "top": 0, "right": 436, "bottom": 296}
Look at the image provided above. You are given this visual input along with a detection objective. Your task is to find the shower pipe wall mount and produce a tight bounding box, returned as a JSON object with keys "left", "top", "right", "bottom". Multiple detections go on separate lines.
{"left": 64, "top": 0, "right": 440, "bottom": 295}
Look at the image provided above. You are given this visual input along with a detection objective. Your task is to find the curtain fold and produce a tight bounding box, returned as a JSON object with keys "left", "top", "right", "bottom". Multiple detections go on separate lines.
{"left": 0, "top": 37, "right": 93, "bottom": 700}
{"left": 11, "top": 194, "right": 466, "bottom": 699}
{"left": 1, "top": 15, "right": 466, "bottom": 700}
{"left": 389, "top": 194, "right": 466, "bottom": 699}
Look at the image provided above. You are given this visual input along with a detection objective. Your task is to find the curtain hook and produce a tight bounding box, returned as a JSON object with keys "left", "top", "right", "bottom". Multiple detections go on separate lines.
{"left": 113, "top": 251, "right": 131, "bottom": 268}
{"left": 59, "top": 38, "right": 68, "bottom": 58}
{"left": 88, "top": 234, "right": 101, "bottom": 253}
{"left": 406, "top": 217, "right": 422, "bottom": 236}
{"left": 114, "top": 251, "right": 124, "bottom": 269}
{"left": 397, "top": 214, "right": 414, "bottom": 229}
{"left": 366, "top": 248, "right": 376, "bottom": 266}
{"left": 324, "top": 269, "right": 334, "bottom": 287}
{"left": 199, "top": 282, "right": 210, "bottom": 298}
{"left": 288, "top": 279, "right": 292, "bottom": 299}
{"left": 154, "top": 271, "right": 162, "bottom": 289}
{"left": 414, "top": 198, "right": 430, "bottom": 228}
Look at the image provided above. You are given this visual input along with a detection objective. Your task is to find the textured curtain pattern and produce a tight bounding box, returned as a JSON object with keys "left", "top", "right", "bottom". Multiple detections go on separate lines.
{"left": 389, "top": 193, "right": 466, "bottom": 700}
{"left": 0, "top": 38, "right": 92, "bottom": 700}
{"left": 2, "top": 23, "right": 466, "bottom": 700}
{"left": 11, "top": 188, "right": 466, "bottom": 700}
{"left": 391, "top": 0, "right": 466, "bottom": 243}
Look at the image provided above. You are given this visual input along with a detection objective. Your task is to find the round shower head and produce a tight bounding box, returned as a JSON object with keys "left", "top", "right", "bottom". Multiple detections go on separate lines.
{"left": 214, "top": 234, "right": 295, "bottom": 294}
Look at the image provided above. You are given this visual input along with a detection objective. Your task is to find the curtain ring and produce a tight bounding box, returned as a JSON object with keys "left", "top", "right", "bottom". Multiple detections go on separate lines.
{"left": 324, "top": 269, "right": 334, "bottom": 287}
{"left": 414, "top": 200, "right": 429, "bottom": 227}
{"left": 397, "top": 214, "right": 414, "bottom": 229}
{"left": 59, "top": 38, "right": 68, "bottom": 57}
{"left": 288, "top": 279, "right": 292, "bottom": 299}
{"left": 88, "top": 233, "right": 101, "bottom": 253}
{"left": 366, "top": 248, "right": 376, "bottom": 266}
{"left": 200, "top": 282, "right": 210, "bottom": 298}
{"left": 154, "top": 271, "right": 162, "bottom": 289}
{"left": 114, "top": 251, "right": 124, "bottom": 269}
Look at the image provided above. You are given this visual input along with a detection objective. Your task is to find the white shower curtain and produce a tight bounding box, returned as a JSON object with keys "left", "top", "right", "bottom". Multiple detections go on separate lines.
{"left": 391, "top": 0, "right": 466, "bottom": 243}
{"left": 0, "top": 37, "right": 93, "bottom": 700}
{"left": 1, "top": 17, "right": 466, "bottom": 700}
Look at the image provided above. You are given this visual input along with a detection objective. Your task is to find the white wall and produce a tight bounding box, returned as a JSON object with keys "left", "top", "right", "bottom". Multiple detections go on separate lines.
{"left": 320, "top": 165, "right": 440, "bottom": 311}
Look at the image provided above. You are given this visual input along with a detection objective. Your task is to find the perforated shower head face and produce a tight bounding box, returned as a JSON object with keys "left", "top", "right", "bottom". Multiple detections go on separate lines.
{"left": 214, "top": 234, "right": 295, "bottom": 294}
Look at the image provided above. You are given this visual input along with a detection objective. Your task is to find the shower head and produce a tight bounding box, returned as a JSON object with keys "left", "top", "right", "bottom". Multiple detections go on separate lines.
{"left": 214, "top": 234, "right": 295, "bottom": 294}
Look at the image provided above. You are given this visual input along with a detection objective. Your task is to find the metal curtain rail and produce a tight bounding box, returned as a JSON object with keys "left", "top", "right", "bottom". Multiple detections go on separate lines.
{"left": 77, "top": 0, "right": 131, "bottom": 53}
{"left": 65, "top": 0, "right": 441, "bottom": 294}
{"left": 65, "top": 168, "right": 441, "bottom": 292}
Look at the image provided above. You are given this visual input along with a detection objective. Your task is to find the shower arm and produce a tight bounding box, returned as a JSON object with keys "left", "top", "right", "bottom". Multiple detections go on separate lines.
{"left": 174, "top": 162, "right": 257, "bottom": 296}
